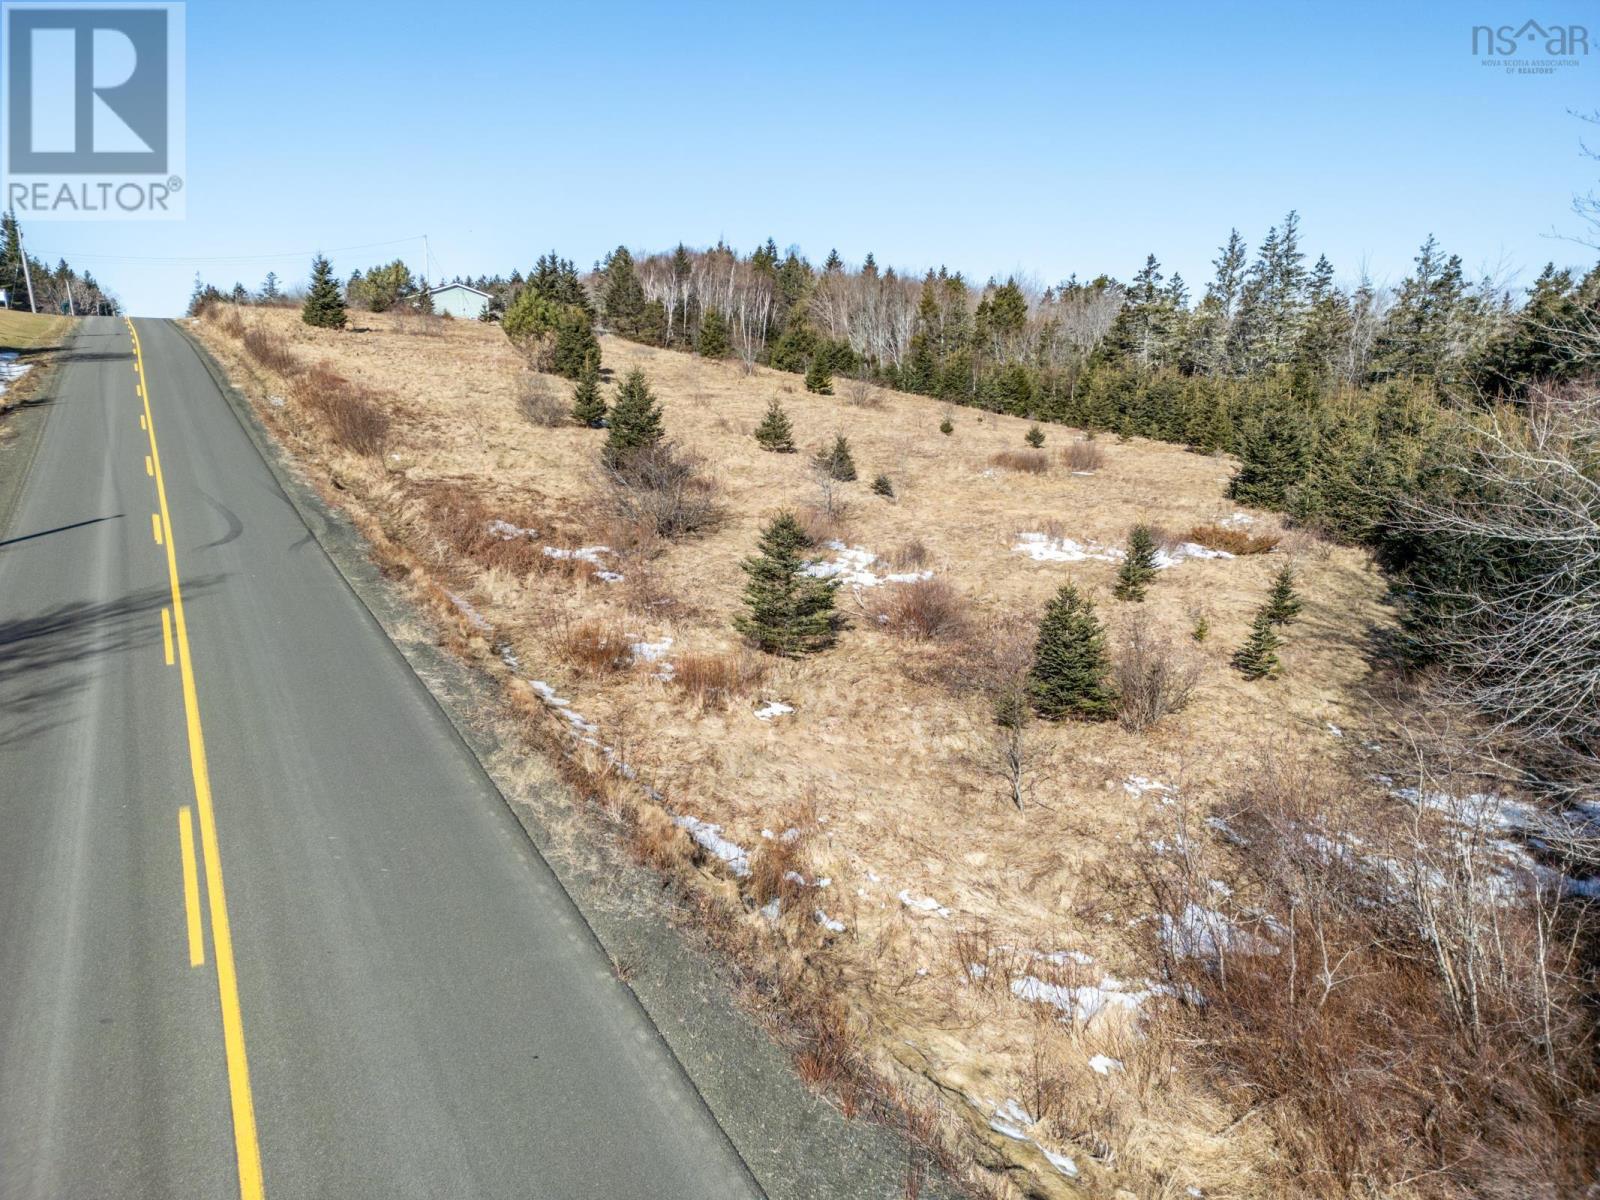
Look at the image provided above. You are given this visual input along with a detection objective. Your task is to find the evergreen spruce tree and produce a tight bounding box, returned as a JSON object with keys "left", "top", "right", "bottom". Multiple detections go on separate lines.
{"left": 1264, "top": 565, "right": 1303, "bottom": 625}
{"left": 754, "top": 399, "right": 796, "bottom": 452}
{"left": 570, "top": 355, "right": 606, "bottom": 427}
{"left": 1233, "top": 609, "right": 1283, "bottom": 679}
{"left": 1114, "top": 524, "right": 1159, "bottom": 601}
{"left": 1028, "top": 583, "right": 1116, "bottom": 720}
{"left": 1228, "top": 387, "right": 1311, "bottom": 508}
{"left": 804, "top": 355, "right": 833, "bottom": 395}
{"left": 301, "top": 254, "right": 347, "bottom": 329}
{"left": 602, "top": 368, "right": 664, "bottom": 468}
{"left": 415, "top": 276, "right": 434, "bottom": 314}
{"left": 1025, "top": 424, "right": 1045, "bottom": 448}
{"left": 698, "top": 308, "right": 730, "bottom": 358}
{"left": 814, "top": 432, "right": 857, "bottom": 481}
{"left": 871, "top": 473, "right": 895, "bottom": 498}
{"left": 733, "top": 513, "right": 838, "bottom": 656}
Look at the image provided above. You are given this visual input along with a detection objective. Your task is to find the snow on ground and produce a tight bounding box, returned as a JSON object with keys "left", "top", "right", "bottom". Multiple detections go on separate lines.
{"left": 988, "top": 1098, "right": 1034, "bottom": 1140}
{"left": 1088, "top": 1054, "right": 1123, "bottom": 1075}
{"left": 444, "top": 590, "right": 491, "bottom": 632}
{"left": 486, "top": 518, "right": 537, "bottom": 540}
{"left": 1014, "top": 532, "right": 1232, "bottom": 569}
{"left": 672, "top": 815, "right": 752, "bottom": 877}
{"left": 543, "top": 544, "right": 623, "bottom": 582}
{"left": 1160, "top": 903, "right": 1279, "bottom": 960}
{"left": 898, "top": 889, "right": 951, "bottom": 918}
{"left": 0, "top": 352, "right": 30, "bottom": 399}
{"left": 628, "top": 636, "right": 673, "bottom": 679}
{"left": 803, "top": 540, "right": 933, "bottom": 588}
{"left": 1010, "top": 974, "right": 1160, "bottom": 1023}
{"left": 815, "top": 909, "right": 847, "bottom": 933}
{"left": 753, "top": 700, "right": 794, "bottom": 721}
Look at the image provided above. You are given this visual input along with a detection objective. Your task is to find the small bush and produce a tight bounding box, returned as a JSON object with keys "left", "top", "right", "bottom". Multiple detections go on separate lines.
{"left": 671, "top": 650, "right": 768, "bottom": 710}
{"left": 842, "top": 375, "right": 881, "bottom": 407}
{"left": 1060, "top": 440, "right": 1105, "bottom": 473}
{"left": 939, "top": 414, "right": 954, "bottom": 435}
{"left": 889, "top": 537, "right": 930, "bottom": 570}
{"left": 241, "top": 325, "right": 299, "bottom": 375}
{"left": 559, "top": 618, "right": 632, "bottom": 675}
{"left": 1186, "top": 522, "right": 1280, "bottom": 555}
{"left": 604, "top": 443, "right": 722, "bottom": 540}
{"left": 754, "top": 399, "right": 796, "bottom": 452}
{"left": 872, "top": 577, "right": 968, "bottom": 641}
{"left": 814, "top": 432, "right": 857, "bottom": 481}
{"left": 870, "top": 473, "right": 894, "bottom": 499}
{"left": 1114, "top": 523, "right": 1159, "bottom": 602}
{"left": 517, "top": 374, "right": 568, "bottom": 427}
{"left": 1114, "top": 617, "right": 1204, "bottom": 731}
{"left": 1233, "top": 608, "right": 1283, "bottom": 679}
{"left": 989, "top": 449, "right": 1049, "bottom": 474}
{"left": 291, "top": 362, "right": 389, "bottom": 456}
{"left": 1025, "top": 425, "right": 1045, "bottom": 448}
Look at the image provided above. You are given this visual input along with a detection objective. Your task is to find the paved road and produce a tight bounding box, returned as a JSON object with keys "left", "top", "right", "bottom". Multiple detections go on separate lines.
{"left": 0, "top": 317, "right": 762, "bottom": 1199}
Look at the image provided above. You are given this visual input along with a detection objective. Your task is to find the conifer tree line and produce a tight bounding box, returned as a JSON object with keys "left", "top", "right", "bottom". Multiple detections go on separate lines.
{"left": 0, "top": 212, "right": 118, "bottom": 315}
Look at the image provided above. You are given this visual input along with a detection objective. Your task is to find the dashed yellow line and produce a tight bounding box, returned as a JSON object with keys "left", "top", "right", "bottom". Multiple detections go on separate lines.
{"left": 151, "top": 513, "right": 163, "bottom": 545}
{"left": 179, "top": 807, "right": 204, "bottom": 966}
{"left": 145, "top": 454, "right": 153, "bottom": 476}
{"left": 131, "top": 318, "right": 265, "bottom": 1200}
{"left": 161, "top": 607, "right": 174, "bottom": 666}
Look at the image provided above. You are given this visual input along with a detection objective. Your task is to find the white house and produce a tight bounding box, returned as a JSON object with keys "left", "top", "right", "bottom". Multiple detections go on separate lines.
{"left": 423, "top": 282, "right": 490, "bottom": 320}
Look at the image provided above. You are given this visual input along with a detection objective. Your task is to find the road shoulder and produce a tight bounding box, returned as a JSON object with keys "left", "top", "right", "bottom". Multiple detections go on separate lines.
{"left": 172, "top": 318, "right": 956, "bottom": 1200}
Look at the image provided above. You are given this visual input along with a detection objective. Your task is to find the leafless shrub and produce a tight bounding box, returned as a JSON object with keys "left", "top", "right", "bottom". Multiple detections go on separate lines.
{"left": 517, "top": 373, "right": 568, "bottom": 427}
{"left": 843, "top": 373, "right": 882, "bottom": 407}
{"left": 1060, "top": 440, "right": 1106, "bottom": 473}
{"left": 213, "top": 307, "right": 245, "bottom": 340}
{"left": 888, "top": 537, "right": 930, "bottom": 570}
{"left": 748, "top": 797, "right": 818, "bottom": 907}
{"left": 670, "top": 650, "right": 768, "bottom": 710}
{"left": 1186, "top": 521, "right": 1280, "bottom": 555}
{"left": 958, "top": 616, "right": 1055, "bottom": 810}
{"left": 603, "top": 444, "right": 722, "bottom": 540}
{"left": 290, "top": 362, "right": 390, "bottom": 456}
{"left": 989, "top": 449, "right": 1049, "bottom": 474}
{"left": 558, "top": 618, "right": 632, "bottom": 675}
{"left": 241, "top": 325, "right": 299, "bottom": 375}
{"left": 1114, "top": 615, "right": 1204, "bottom": 732}
{"left": 871, "top": 578, "right": 968, "bottom": 641}
{"left": 418, "top": 483, "right": 547, "bottom": 576}
{"left": 389, "top": 309, "right": 445, "bottom": 337}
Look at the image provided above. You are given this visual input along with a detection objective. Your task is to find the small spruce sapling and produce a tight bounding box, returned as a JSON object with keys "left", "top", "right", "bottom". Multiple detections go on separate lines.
{"left": 814, "top": 432, "right": 857, "bottom": 482}
{"left": 301, "top": 254, "right": 347, "bottom": 329}
{"left": 804, "top": 356, "right": 833, "bottom": 395}
{"left": 753, "top": 398, "right": 796, "bottom": 453}
{"left": 939, "top": 413, "right": 954, "bottom": 436}
{"left": 570, "top": 355, "right": 606, "bottom": 427}
{"left": 733, "top": 512, "right": 838, "bottom": 656}
{"left": 1233, "top": 609, "right": 1282, "bottom": 679}
{"left": 1114, "top": 523, "right": 1159, "bottom": 601}
{"left": 602, "top": 368, "right": 664, "bottom": 468}
{"left": 1264, "top": 565, "right": 1303, "bottom": 625}
{"left": 871, "top": 473, "right": 894, "bottom": 499}
{"left": 1028, "top": 583, "right": 1116, "bottom": 720}
{"left": 1025, "top": 425, "right": 1045, "bottom": 448}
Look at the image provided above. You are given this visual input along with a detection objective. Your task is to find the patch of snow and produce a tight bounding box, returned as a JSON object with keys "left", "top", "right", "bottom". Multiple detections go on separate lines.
{"left": 1160, "top": 903, "right": 1278, "bottom": 960}
{"left": 898, "top": 890, "right": 951, "bottom": 918}
{"left": 594, "top": 569, "right": 624, "bottom": 583}
{"left": 444, "top": 590, "right": 491, "bottom": 632}
{"left": 815, "top": 909, "right": 847, "bottom": 933}
{"left": 1013, "top": 532, "right": 1120, "bottom": 563}
{"left": 989, "top": 1098, "right": 1035, "bottom": 1140}
{"left": 672, "top": 815, "right": 751, "bottom": 877}
{"left": 486, "top": 518, "right": 537, "bottom": 540}
{"left": 528, "top": 679, "right": 568, "bottom": 706}
{"left": 1041, "top": 1147, "right": 1079, "bottom": 1178}
{"left": 268, "top": 393, "right": 286, "bottom": 408}
{"left": 543, "top": 544, "right": 612, "bottom": 565}
{"left": 753, "top": 700, "right": 794, "bottom": 721}
{"left": 1088, "top": 1054, "right": 1123, "bottom": 1075}
{"left": 1327, "top": 722, "right": 1345, "bottom": 738}
{"left": 1124, "top": 775, "right": 1172, "bottom": 799}
{"left": 759, "top": 898, "right": 781, "bottom": 922}
{"left": 1152, "top": 541, "right": 1233, "bottom": 569}
{"left": 1219, "top": 513, "right": 1255, "bottom": 527}
{"left": 1011, "top": 974, "right": 1157, "bottom": 1022}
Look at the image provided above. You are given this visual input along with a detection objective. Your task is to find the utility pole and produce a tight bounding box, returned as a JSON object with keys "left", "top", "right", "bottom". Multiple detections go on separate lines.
{"left": 65, "top": 277, "right": 75, "bottom": 316}
{"left": 14, "top": 221, "right": 35, "bottom": 313}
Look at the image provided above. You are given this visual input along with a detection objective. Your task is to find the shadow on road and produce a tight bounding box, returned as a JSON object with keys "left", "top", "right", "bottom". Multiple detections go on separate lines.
{"left": 0, "top": 578, "right": 219, "bottom": 751}
{"left": 0, "top": 513, "right": 122, "bottom": 549}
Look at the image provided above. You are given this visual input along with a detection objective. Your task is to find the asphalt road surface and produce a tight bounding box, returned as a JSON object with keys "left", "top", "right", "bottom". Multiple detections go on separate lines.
{"left": 0, "top": 317, "right": 763, "bottom": 1199}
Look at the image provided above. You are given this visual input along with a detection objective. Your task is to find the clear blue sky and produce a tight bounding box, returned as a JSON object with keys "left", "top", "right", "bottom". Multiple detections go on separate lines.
{"left": 23, "top": 0, "right": 1600, "bottom": 315}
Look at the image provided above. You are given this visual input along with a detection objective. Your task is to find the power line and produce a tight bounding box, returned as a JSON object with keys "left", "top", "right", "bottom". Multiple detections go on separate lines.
{"left": 23, "top": 235, "right": 429, "bottom": 266}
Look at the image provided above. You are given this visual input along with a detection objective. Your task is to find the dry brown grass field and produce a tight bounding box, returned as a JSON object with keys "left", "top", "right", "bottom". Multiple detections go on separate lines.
{"left": 194, "top": 305, "right": 1402, "bottom": 1199}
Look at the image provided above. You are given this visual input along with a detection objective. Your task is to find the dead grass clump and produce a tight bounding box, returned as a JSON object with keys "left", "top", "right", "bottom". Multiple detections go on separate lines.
{"left": 291, "top": 362, "right": 390, "bottom": 456}
{"left": 421, "top": 485, "right": 547, "bottom": 575}
{"left": 1186, "top": 522, "right": 1279, "bottom": 555}
{"left": 989, "top": 449, "right": 1049, "bottom": 474}
{"left": 241, "top": 324, "right": 299, "bottom": 375}
{"left": 559, "top": 618, "right": 633, "bottom": 675}
{"left": 797, "top": 504, "right": 848, "bottom": 547}
{"left": 1060, "top": 440, "right": 1106, "bottom": 473}
{"left": 872, "top": 578, "right": 969, "bottom": 641}
{"left": 888, "top": 537, "right": 930, "bottom": 571}
{"left": 517, "top": 373, "right": 569, "bottom": 427}
{"left": 213, "top": 307, "right": 245, "bottom": 340}
{"left": 1113, "top": 616, "right": 1204, "bottom": 731}
{"left": 604, "top": 444, "right": 722, "bottom": 540}
{"left": 671, "top": 649, "right": 768, "bottom": 710}
{"left": 842, "top": 375, "right": 883, "bottom": 407}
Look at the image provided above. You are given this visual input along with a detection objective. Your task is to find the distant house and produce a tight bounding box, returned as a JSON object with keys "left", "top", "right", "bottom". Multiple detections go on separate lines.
{"left": 422, "top": 282, "right": 490, "bottom": 320}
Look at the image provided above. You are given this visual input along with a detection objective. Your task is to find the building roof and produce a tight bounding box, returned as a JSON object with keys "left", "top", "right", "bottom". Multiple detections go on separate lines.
{"left": 428, "top": 282, "right": 490, "bottom": 298}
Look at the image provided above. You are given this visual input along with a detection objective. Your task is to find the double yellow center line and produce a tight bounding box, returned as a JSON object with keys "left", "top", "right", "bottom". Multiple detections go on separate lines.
{"left": 129, "top": 318, "right": 265, "bottom": 1200}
